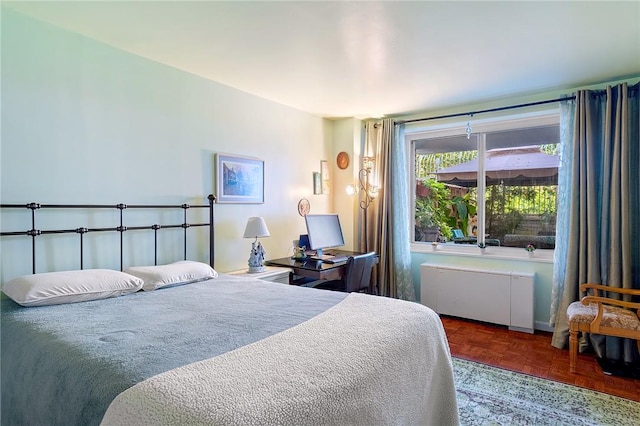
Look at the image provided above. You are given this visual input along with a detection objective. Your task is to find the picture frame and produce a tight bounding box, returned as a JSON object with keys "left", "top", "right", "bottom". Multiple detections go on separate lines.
{"left": 215, "top": 153, "right": 264, "bottom": 203}
{"left": 313, "top": 172, "right": 322, "bottom": 195}
{"left": 320, "top": 160, "right": 330, "bottom": 194}
{"left": 320, "top": 160, "right": 329, "bottom": 180}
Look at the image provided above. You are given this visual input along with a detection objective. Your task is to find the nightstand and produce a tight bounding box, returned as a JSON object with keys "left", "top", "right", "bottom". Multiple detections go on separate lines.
{"left": 226, "top": 266, "right": 291, "bottom": 284}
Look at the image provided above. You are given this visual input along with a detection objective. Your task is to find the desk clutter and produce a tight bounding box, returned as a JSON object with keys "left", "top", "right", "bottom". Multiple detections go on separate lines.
{"left": 266, "top": 251, "right": 378, "bottom": 294}
{"left": 292, "top": 233, "right": 348, "bottom": 263}
{"left": 272, "top": 214, "right": 377, "bottom": 293}
{"left": 319, "top": 255, "right": 348, "bottom": 264}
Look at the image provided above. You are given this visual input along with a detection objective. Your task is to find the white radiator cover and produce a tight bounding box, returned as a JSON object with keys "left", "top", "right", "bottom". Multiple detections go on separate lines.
{"left": 420, "top": 263, "right": 535, "bottom": 333}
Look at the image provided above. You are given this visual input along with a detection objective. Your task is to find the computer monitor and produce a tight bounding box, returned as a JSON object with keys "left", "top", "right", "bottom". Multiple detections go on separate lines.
{"left": 304, "top": 214, "right": 345, "bottom": 258}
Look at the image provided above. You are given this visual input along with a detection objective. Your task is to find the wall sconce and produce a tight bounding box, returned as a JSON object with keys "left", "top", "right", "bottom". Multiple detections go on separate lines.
{"left": 243, "top": 217, "right": 270, "bottom": 273}
{"left": 346, "top": 156, "right": 379, "bottom": 208}
{"left": 345, "top": 156, "right": 380, "bottom": 251}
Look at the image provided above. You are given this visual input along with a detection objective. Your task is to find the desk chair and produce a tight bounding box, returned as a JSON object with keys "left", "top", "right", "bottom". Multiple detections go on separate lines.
{"left": 314, "top": 252, "right": 377, "bottom": 294}
{"left": 567, "top": 283, "right": 640, "bottom": 373}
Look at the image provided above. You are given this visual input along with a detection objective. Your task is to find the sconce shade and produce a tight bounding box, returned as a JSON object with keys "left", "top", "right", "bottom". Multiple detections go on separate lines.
{"left": 362, "top": 156, "right": 375, "bottom": 171}
{"left": 243, "top": 217, "right": 270, "bottom": 239}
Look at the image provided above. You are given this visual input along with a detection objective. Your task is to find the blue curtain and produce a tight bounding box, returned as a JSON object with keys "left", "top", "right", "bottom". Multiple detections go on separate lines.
{"left": 391, "top": 123, "right": 416, "bottom": 301}
{"left": 551, "top": 82, "right": 640, "bottom": 363}
{"left": 549, "top": 99, "right": 576, "bottom": 326}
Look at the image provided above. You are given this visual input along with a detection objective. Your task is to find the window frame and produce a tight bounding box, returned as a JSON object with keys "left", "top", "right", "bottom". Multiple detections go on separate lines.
{"left": 406, "top": 110, "right": 560, "bottom": 259}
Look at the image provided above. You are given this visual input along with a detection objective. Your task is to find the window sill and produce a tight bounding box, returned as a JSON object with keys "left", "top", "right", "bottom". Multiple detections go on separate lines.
{"left": 411, "top": 242, "right": 554, "bottom": 263}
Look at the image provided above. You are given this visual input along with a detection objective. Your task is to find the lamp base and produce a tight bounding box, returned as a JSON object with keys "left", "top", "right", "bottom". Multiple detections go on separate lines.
{"left": 247, "top": 266, "right": 267, "bottom": 273}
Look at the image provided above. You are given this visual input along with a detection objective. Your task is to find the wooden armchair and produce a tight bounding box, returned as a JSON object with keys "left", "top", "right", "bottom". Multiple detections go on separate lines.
{"left": 567, "top": 283, "right": 640, "bottom": 373}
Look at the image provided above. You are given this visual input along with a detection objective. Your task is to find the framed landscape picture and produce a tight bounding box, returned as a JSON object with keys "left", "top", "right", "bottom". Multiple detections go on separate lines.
{"left": 215, "top": 153, "right": 264, "bottom": 203}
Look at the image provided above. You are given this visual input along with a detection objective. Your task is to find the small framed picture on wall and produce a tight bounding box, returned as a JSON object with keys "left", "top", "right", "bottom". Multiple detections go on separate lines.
{"left": 320, "top": 160, "right": 330, "bottom": 194}
{"left": 321, "top": 160, "right": 329, "bottom": 180}
{"left": 313, "top": 172, "right": 322, "bottom": 195}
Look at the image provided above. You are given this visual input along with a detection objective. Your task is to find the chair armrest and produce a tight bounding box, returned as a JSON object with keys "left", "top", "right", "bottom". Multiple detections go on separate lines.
{"left": 581, "top": 295, "right": 640, "bottom": 311}
{"left": 580, "top": 283, "right": 640, "bottom": 297}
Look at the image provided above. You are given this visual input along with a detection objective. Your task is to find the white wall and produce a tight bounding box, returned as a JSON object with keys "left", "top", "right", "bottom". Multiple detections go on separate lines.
{"left": 330, "top": 118, "right": 364, "bottom": 251}
{"left": 0, "top": 9, "right": 339, "bottom": 281}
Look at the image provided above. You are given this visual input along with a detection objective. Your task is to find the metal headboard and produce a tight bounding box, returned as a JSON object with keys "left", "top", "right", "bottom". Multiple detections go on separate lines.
{"left": 0, "top": 194, "right": 216, "bottom": 273}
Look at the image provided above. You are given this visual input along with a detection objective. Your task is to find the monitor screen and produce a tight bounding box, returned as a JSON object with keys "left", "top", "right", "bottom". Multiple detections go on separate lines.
{"left": 304, "top": 214, "right": 345, "bottom": 254}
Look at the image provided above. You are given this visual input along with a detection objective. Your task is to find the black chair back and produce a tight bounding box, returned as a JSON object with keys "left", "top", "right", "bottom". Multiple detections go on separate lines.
{"left": 343, "top": 252, "right": 376, "bottom": 293}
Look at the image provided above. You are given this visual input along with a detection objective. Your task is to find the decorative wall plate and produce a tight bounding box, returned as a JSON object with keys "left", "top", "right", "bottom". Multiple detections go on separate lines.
{"left": 336, "top": 152, "right": 349, "bottom": 169}
{"left": 297, "top": 198, "right": 310, "bottom": 216}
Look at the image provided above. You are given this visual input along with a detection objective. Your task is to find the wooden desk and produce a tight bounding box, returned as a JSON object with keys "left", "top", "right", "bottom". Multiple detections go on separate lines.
{"left": 265, "top": 250, "right": 376, "bottom": 285}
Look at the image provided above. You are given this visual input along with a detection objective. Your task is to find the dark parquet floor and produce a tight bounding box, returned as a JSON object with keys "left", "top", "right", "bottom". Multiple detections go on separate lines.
{"left": 441, "top": 315, "right": 640, "bottom": 402}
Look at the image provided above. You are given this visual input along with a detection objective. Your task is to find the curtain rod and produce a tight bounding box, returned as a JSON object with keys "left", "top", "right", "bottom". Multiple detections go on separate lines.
{"left": 394, "top": 95, "right": 576, "bottom": 126}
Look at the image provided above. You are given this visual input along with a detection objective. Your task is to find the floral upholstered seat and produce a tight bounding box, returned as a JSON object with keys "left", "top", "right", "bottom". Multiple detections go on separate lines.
{"left": 567, "top": 283, "right": 640, "bottom": 374}
{"left": 567, "top": 301, "right": 640, "bottom": 330}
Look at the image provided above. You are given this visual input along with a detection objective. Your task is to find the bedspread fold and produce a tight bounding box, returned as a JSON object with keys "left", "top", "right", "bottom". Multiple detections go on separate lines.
{"left": 101, "top": 293, "right": 459, "bottom": 426}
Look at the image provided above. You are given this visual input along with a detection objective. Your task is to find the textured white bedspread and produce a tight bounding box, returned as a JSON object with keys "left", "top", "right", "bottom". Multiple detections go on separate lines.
{"left": 101, "top": 293, "right": 459, "bottom": 425}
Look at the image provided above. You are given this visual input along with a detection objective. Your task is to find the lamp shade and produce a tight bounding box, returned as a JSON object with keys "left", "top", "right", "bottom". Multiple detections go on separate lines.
{"left": 243, "top": 217, "right": 270, "bottom": 239}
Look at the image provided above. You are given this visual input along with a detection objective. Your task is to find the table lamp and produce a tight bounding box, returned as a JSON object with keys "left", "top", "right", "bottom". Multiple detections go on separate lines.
{"left": 243, "top": 217, "right": 270, "bottom": 273}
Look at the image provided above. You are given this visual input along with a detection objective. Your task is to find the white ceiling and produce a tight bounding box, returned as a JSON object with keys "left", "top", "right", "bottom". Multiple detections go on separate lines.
{"left": 4, "top": 1, "right": 640, "bottom": 119}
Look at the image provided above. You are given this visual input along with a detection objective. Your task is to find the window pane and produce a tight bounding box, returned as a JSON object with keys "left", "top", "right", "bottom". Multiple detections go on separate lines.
{"left": 414, "top": 135, "right": 477, "bottom": 243}
{"left": 484, "top": 126, "right": 558, "bottom": 249}
{"left": 412, "top": 121, "right": 559, "bottom": 249}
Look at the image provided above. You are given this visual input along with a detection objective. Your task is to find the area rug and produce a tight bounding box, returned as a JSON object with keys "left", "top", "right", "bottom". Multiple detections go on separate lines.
{"left": 453, "top": 357, "right": 640, "bottom": 425}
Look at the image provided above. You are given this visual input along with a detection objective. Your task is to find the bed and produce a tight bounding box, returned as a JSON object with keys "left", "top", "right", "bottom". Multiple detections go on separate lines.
{"left": 0, "top": 195, "right": 459, "bottom": 425}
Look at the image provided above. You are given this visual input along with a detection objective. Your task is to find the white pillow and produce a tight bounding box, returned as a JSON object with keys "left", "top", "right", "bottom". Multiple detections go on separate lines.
{"left": 125, "top": 261, "right": 218, "bottom": 291}
{"left": 2, "top": 269, "right": 144, "bottom": 307}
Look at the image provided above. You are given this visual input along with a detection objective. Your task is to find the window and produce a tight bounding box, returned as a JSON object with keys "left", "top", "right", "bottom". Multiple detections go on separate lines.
{"left": 410, "top": 113, "right": 559, "bottom": 250}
